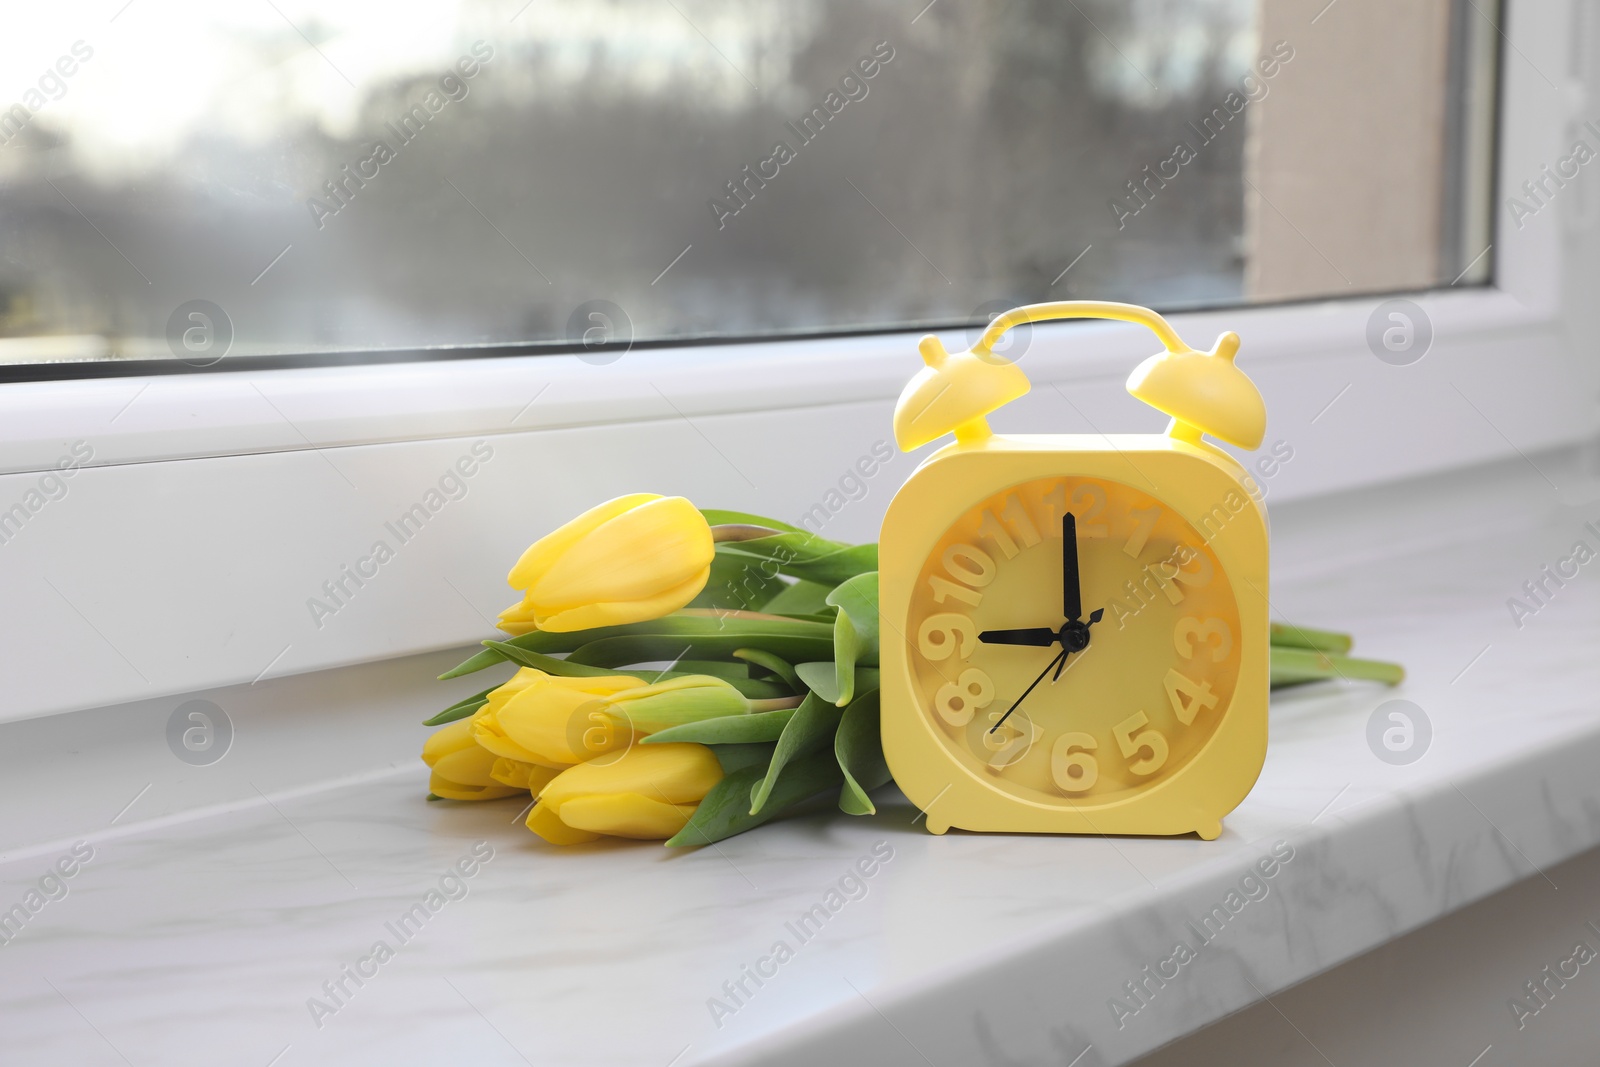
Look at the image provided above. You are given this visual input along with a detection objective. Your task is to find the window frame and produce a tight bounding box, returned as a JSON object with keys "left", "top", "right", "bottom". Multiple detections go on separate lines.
{"left": 0, "top": 0, "right": 1591, "bottom": 724}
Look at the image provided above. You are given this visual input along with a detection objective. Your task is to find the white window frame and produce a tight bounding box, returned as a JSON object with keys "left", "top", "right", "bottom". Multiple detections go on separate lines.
{"left": 0, "top": 0, "right": 1591, "bottom": 723}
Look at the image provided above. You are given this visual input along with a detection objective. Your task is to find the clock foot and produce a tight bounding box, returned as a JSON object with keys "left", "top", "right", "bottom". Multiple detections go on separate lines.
{"left": 1194, "top": 819, "right": 1222, "bottom": 841}
{"left": 924, "top": 818, "right": 950, "bottom": 835}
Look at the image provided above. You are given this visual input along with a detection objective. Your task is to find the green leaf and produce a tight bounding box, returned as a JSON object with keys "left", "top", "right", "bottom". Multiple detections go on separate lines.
{"left": 795, "top": 663, "right": 879, "bottom": 704}
{"left": 835, "top": 689, "right": 890, "bottom": 815}
{"left": 760, "top": 579, "right": 836, "bottom": 616}
{"left": 438, "top": 614, "right": 833, "bottom": 679}
{"left": 733, "top": 648, "right": 802, "bottom": 690}
{"left": 826, "top": 572, "right": 880, "bottom": 667}
{"left": 832, "top": 610, "right": 859, "bottom": 706}
{"left": 643, "top": 708, "right": 798, "bottom": 745}
{"left": 795, "top": 661, "right": 840, "bottom": 703}
{"left": 484, "top": 641, "right": 631, "bottom": 678}
{"left": 470, "top": 642, "right": 788, "bottom": 698}
{"left": 422, "top": 693, "right": 490, "bottom": 727}
{"left": 439, "top": 646, "right": 513, "bottom": 680}
{"left": 691, "top": 551, "right": 786, "bottom": 612}
{"left": 709, "top": 742, "right": 778, "bottom": 775}
{"left": 715, "top": 534, "right": 879, "bottom": 586}
{"left": 666, "top": 749, "right": 843, "bottom": 847}
{"left": 698, "top": 509, "right": 805, "bottom": 533}
{"left": 749, "top": 692, "right": 845, "bottom": 814}
{"left": 564, "top": 633, "right": 835, "bottom": 669}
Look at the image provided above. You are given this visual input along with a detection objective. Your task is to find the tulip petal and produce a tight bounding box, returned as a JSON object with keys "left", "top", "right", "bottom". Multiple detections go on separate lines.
{"left": 496, "top": 598, "right": 542, "bottom": 636}
{"left": 431, "top": 747, "right": 501, "bottom": 788}
{"left": 508, "top": 493, "right": 662, "bottom": 590}
{"left": 558, "top": 793, "right": 698, "bottom": 839}
{"left": 421, "top": 717, "right": 479, "bottom": 768}
{"left": 428, "top": 772, "right": 525, "bottom": 802}
{"left": 484, "top": 667, "right": 547, "bottom": 715}
{"left": 490, "top": 758, "right": 559, "bottom": 792}
{"left": 473, "top": 709, "right": 563, "bottom": 767}
{"left": 544, "top": 674, "right": 647, "bottom": 695}
{"left": 526, "top": 801, "right": 602, "bottom": 845}
{"left": 529, "top": 496, "right": 713, "bottom": 611}
{"left": 539, "top": 742, "right": 723, "bottom": 809}
{"left": 533, "top": 569, "right": 710, "bottom": 633}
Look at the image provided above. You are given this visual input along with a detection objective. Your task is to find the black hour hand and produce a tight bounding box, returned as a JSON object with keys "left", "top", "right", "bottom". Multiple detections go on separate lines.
{"left": 978, "top": 627, "right": 1057, "bottom": 646}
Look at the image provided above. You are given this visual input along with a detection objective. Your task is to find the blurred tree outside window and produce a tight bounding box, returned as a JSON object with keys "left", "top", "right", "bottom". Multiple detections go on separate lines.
{"left": 0, "top": 0, "right": 1496, "bottom": 369}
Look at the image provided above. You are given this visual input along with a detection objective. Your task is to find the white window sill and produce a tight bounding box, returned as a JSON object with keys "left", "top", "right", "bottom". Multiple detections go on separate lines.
{"left": 4, "top": 453, "right": 1597, "bottom": 1066}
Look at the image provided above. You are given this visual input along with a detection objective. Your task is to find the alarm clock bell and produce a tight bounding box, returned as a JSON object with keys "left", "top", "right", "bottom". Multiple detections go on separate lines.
{"left": 894, "top": 300, "right": 1266, "bottom": 452}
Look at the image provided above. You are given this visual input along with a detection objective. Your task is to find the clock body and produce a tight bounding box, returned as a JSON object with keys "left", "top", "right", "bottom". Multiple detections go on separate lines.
{"left": 879, "top": 432, "right": 1268, "bottom": 840}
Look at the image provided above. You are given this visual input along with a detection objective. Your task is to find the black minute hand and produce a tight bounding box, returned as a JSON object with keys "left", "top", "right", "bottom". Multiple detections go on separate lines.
{"left": 988, "top": 647, "right": 1068, "bottom": 734}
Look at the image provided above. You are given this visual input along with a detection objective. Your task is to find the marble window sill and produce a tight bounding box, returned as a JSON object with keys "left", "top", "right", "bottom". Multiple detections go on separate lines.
{"left": 2, "top": 451, "right": 1597, "bottom": 1067}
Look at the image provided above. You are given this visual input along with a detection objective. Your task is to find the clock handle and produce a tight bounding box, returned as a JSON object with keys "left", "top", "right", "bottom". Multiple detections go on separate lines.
{"left": 973, "top": 300, "right": 1266, "bottom": 451}
{"left": 972, "top": 300, "right": 1191, "bottom": 361}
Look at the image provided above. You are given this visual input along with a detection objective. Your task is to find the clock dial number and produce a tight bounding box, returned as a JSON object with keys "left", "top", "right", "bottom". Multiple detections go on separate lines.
{"left": 1068, "top": 485, "right": 1109, "bottom": 537}
{"left": 1151, "top": 563, "right": 1187, "bottom": 606}
{"left": 1044, "top": 483, "right": 1108, "bottom": 538}
{"left": 929, "top": 575, "right": 983, "bottom": 608}
{"left": 1050, "top": 732, "right": 1099, "bottom": 792}
{"left": 977, "top": 495, "right": 1041, "bottom": 561}
{"left": 1112, "top": 711, "right": 1169, "bottom": 776}
{"left": 1169, "top": 544, "right": 1214, "bottom": 589}
{"left": 1175, "top": 617, "right": 1233, "bottom": 662}
{"left": 942, "top": 543, "right": 996, "bottom": 587}
{"left": 1164, "top": 668, "right": 1219, "bottom": 726}
{"left": 984, "top": 708, "right": 1042, "bottom": 770}
{"left": 918, "top": 613, "right": 977, "bottom": 661}
{"left": 977, "top": 510, "right": 1018, "bottom": 560}
{"left": 928, "top": 542, "right": 996, "bottom": 607}
{"left": 1001, "top": 495, "right": 1041, "bottom": 547}
{"left": 1123, "top": 505, "right": 1162, "bottom": 558}
{"left": 935, "top": 669, "right": 994, "bottom": 727}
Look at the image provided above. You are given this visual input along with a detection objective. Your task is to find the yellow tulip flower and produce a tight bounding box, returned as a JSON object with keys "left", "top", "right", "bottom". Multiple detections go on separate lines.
{"left": 498, "top": 494, "right": 715, "bottom": 633}
{"left": 421, "top": 718, "right": 526, "bottom": 801}
{"left": 475, "top": 669, "right": 751, "bottom": 769}
{"left": 474, "top": 670, "right": 647, "bottom": 768}
{"left": 527, "top": 742, "right": 723, "bottom": 844}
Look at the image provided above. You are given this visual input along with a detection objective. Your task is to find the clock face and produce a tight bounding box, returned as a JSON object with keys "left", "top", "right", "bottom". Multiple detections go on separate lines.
{"left": 906, "top": 475, "right": 1241, "bottom": 807}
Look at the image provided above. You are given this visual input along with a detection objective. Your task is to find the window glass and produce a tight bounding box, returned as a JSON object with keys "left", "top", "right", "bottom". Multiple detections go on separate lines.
{"left": 0, "top": 0, "right": 1497, "bottom": 369}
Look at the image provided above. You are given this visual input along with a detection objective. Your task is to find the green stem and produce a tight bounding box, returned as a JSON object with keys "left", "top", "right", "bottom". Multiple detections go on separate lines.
{"left": 1270, "top": 647, "right": 1404, "bottom": 687}
{"left": 1270, "top": 622, "right": 1354, "bottom": 655}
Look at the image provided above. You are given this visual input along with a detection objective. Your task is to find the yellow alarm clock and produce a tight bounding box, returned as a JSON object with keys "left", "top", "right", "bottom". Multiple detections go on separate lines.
{"left": 879, "top": 301, "right": 1269, "bottom": 840}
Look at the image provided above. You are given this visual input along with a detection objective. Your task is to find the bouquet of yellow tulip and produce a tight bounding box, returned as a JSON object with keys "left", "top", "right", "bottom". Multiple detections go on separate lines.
{"left": 422, "top": 494, "right": 888, "bottom": 847}
{"left": 421, "top": 494, "right": 1402, "bottom": 847}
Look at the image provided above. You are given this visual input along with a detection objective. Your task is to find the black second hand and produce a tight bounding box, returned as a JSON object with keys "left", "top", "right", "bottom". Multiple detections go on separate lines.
{"left": 988, "top": 647, "right": 1068, "bottom": 734}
